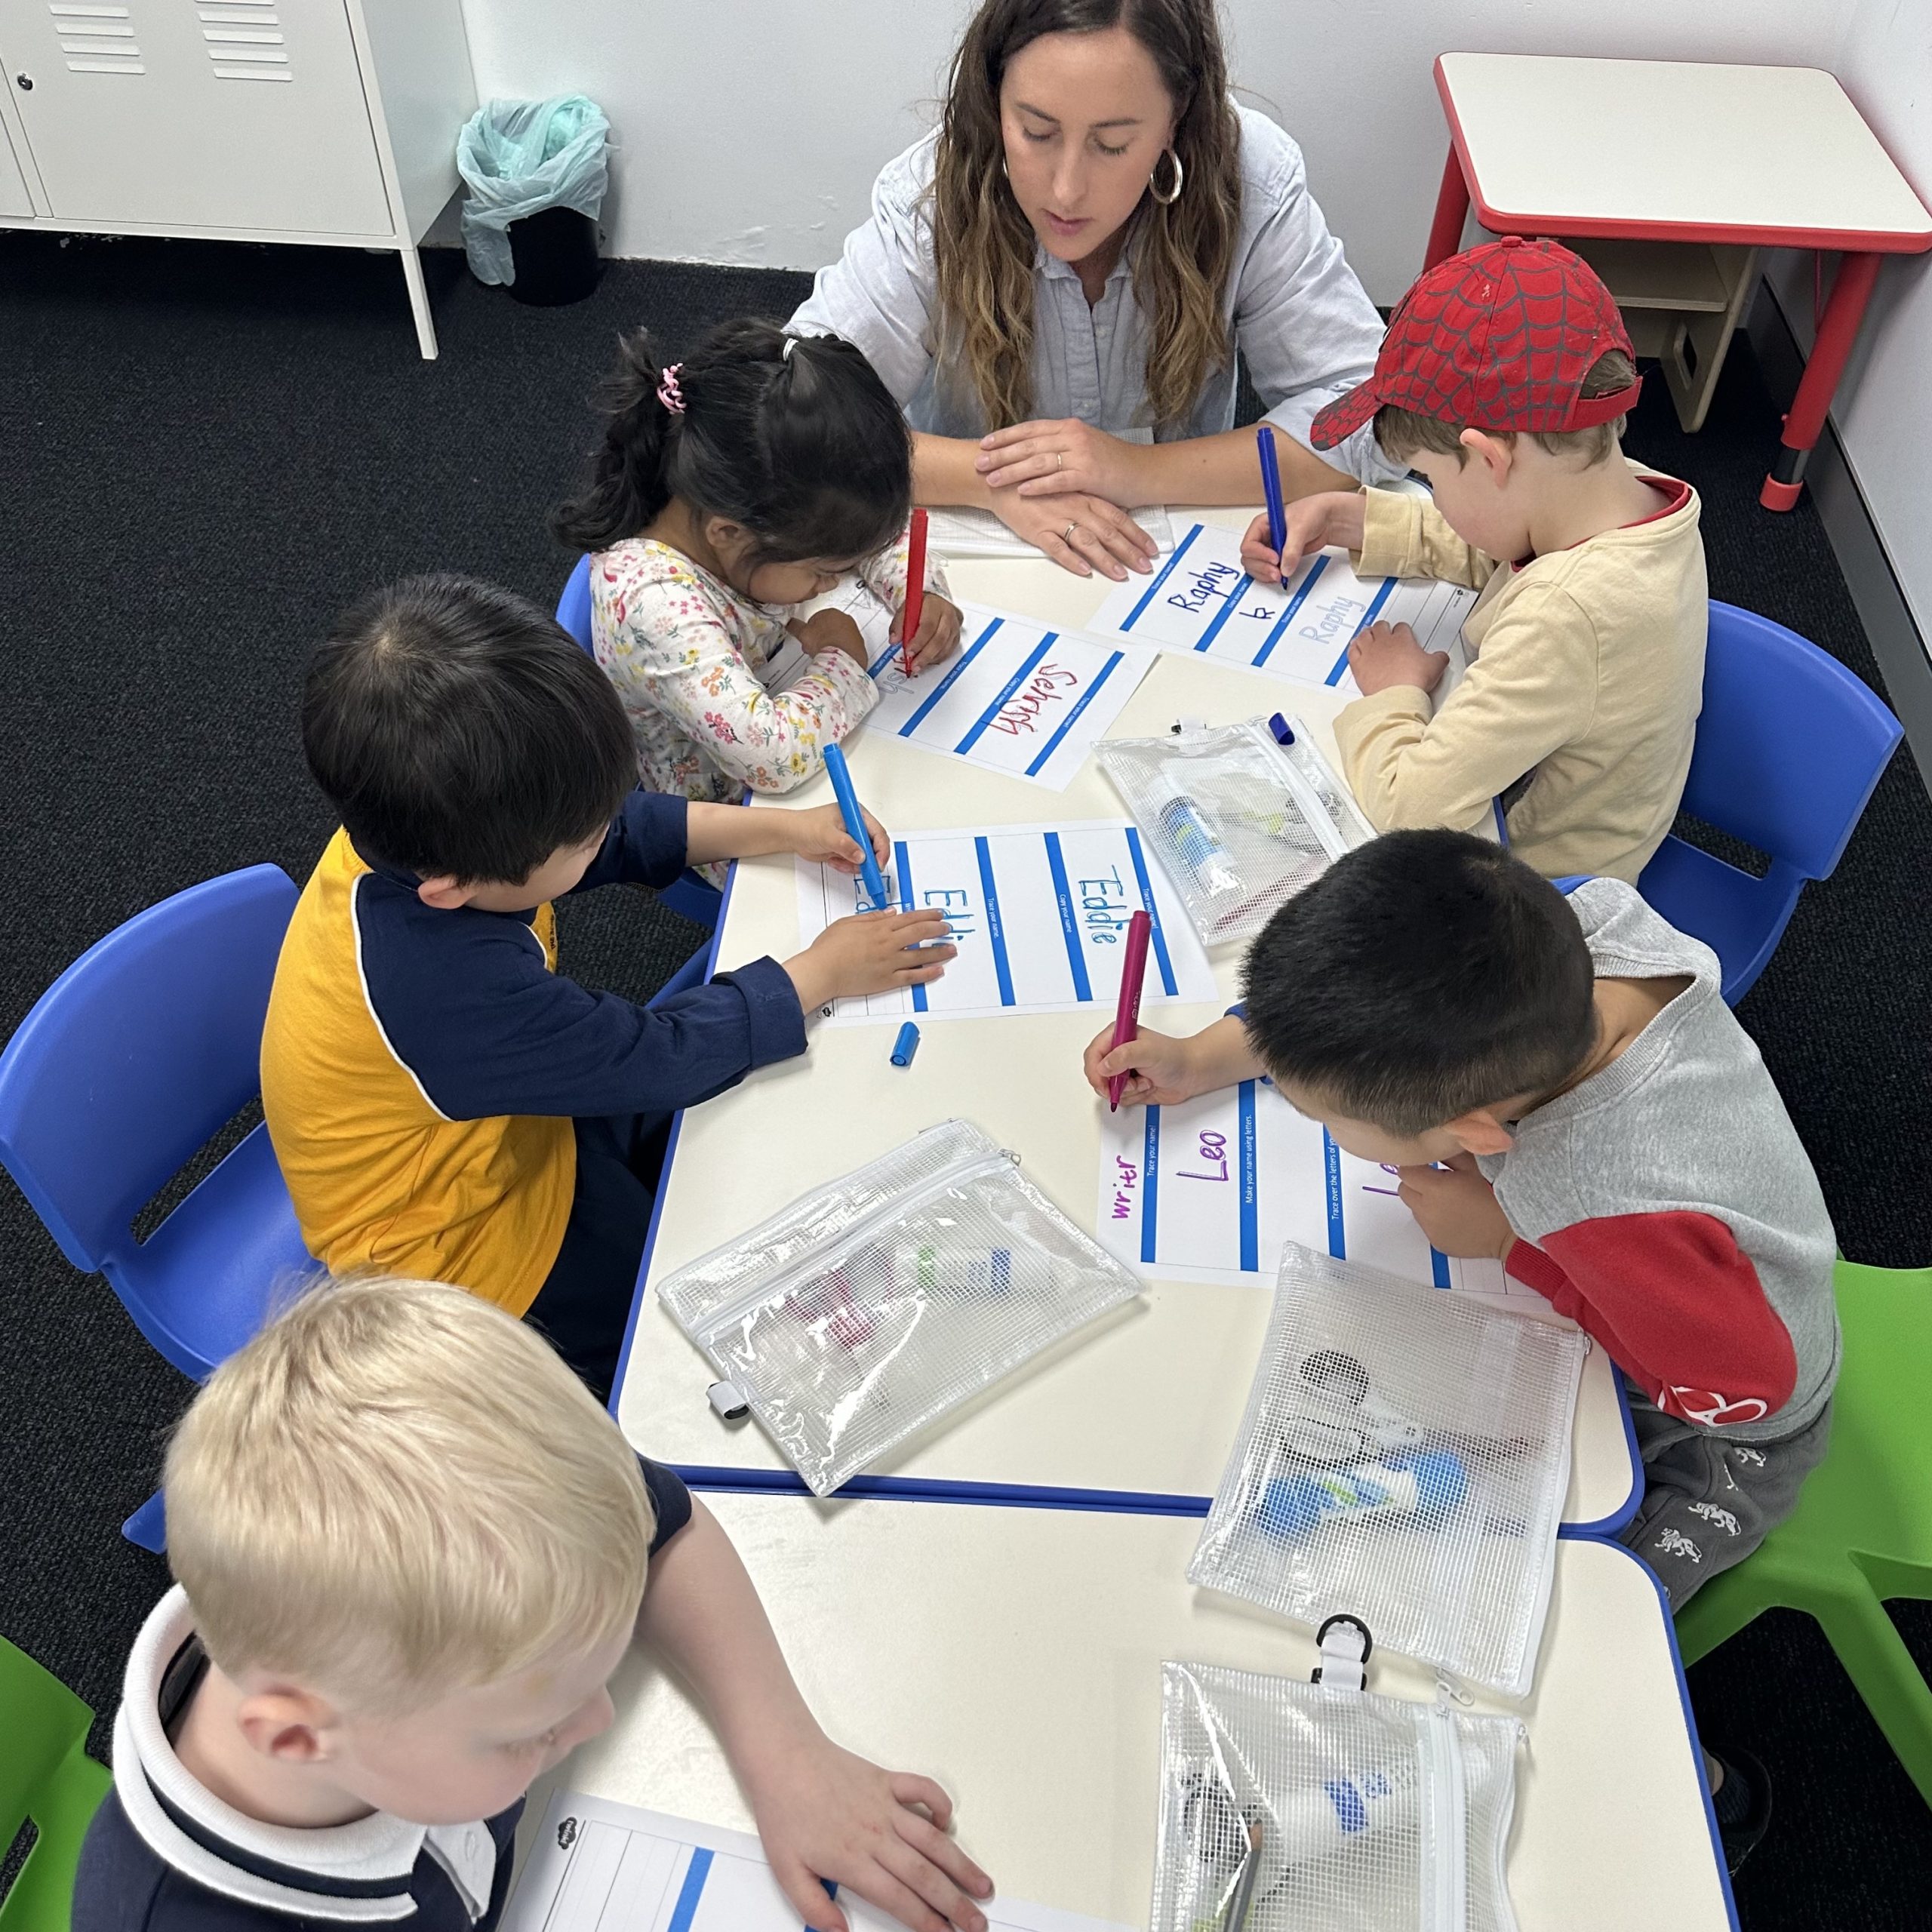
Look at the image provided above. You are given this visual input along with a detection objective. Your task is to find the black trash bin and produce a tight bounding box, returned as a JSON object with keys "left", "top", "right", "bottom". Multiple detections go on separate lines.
{"left": 506, "top": 207, "right": 604, "bottom": 306}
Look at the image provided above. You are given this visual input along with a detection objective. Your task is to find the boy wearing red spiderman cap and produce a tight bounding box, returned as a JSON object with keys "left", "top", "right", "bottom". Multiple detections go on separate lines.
{"left": 1241, "top": 237, "right": 1706, "bottom": 885}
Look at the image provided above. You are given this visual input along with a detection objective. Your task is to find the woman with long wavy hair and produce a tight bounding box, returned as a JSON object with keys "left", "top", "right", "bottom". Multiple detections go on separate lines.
{"left": 791, "top": 0, "right": 1395, "bottom": 579}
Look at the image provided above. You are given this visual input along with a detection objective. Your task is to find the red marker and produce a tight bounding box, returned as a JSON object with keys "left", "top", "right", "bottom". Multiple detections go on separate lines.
{"left": 1106, "top": 909, "right": 1152, "bottom": 1112}
{"left": 900, "top": 507, "right": 927, "bottom": 681}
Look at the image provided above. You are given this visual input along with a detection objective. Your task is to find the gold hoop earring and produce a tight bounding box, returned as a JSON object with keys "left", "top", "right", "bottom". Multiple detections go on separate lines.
{"left": 1149, "top": 147, "right": 1184, "bottom": 205}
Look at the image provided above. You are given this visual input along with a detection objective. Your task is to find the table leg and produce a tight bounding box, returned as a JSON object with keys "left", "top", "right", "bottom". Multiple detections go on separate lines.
{"left": 1761, "top": 251, "right": 1880, "bottom": 511}
{"left": 1424, "top": 145, "right": 1472, "bottom": 272}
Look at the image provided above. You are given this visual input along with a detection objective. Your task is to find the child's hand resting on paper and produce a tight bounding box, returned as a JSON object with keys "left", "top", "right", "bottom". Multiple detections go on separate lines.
{"left": 1238, "top": 488, "right": 1367, "bottom": 586}
{"left": 1395, "top": 1153, "right": 1515, "bottom": 1260}
{"left": 786, "top": 909, "right": 955, "bottom": 1014}
{"left": 746, "top": 1733, "right": 994, "bottom": 1932}
{"left": 792, "top": 608, "right": 871, "bottom": 670}
{"left": 891, "top": 591, "right": 964, "bottom": 675}
{"left": 1346, "top": 620, "right": 1450, "bottom": 699}
{"left": 1081, "top": 1014, "right": 1264, "bottom": 1109}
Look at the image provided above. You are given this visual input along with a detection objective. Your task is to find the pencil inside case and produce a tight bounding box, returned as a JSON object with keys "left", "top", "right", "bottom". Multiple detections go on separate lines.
{"left": 1189, "top": 1244, "right": 1587, "bottom": 1698}
{"left": 1097, "top": 718, "right": 1374, "bottom": 949}
{"left": 655, "top": 1119, "right": 1143, "bottom": 1496}
{"left": 1151, "top": 1660, "right": 1524, "bottom": 1932}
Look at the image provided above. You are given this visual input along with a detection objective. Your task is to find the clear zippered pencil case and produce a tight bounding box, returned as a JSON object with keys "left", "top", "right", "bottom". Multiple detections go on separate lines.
{"left": 655, "top": 1120, "right": 1143, "bottom": 1496}
{"left": 1189, "top": 1244, "right": 1587, "bottom": 1697}
{"left": 1097, "top": 715, "right": 1374, "bottom": 947}
{"left": 1152, "top": 1660, "right": 1524, "bottom": 1932}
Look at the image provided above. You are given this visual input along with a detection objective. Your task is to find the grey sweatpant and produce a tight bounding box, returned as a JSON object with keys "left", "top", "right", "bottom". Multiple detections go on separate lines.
{"left": 1619, "top": 1386, "right": 1833, "bottom": 1610}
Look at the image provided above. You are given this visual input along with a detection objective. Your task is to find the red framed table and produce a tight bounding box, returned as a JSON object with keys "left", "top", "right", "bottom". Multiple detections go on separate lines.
{"left": 1425, "top": 53, "right": 1932, "bottom": 509}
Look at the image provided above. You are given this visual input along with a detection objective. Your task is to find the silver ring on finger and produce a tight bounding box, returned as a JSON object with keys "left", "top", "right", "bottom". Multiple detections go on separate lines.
{"left": 1064, "top": 521, "right": 1078, "bottom": 542}
{"left": 1056, "top": 451, "right": 1064, "bottom": 469}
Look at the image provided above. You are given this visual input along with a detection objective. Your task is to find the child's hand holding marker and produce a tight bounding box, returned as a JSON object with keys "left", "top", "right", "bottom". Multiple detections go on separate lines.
{"left": 1238, "top": 487, "right": 1367, "bottom": 586}
{"left": 1083, "top": 1011, "right": 1266, "bottom": 1109}
{"left": 890, "top": 589, "right": 964, "bottom": 675}
{"left": 786, "top": 798, "right": 891, "bottom": 878}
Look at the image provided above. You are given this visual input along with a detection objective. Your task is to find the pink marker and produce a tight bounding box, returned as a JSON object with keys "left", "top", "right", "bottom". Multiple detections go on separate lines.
{"left": 900, "top": 508, "right": 928, "bottom": 681}
{"left": 1106, "top": 909, "right": 1152, "bottom": 1112}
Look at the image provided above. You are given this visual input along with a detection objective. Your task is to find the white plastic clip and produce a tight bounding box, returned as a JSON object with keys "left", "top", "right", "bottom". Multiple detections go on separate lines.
{"left": 1312, "top": 1613, "right": 1371, "bottom": 1693}
{"left": 706, "top": 1380, "right": 750, "bottom": 1421}
{"left": 1171, "top": 714, "right": 1208, "bottom": 735}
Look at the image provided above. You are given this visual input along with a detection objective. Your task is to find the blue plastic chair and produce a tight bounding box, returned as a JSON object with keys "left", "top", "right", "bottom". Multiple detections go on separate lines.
{"left": 1638, "top": 601, "right": 1901, "bottom": 1003}
{"left": 555, "top": 555, "right": 724, "bottom": 934}
{"left": 0, "top": 866, "right": 313, "bottom": 1549}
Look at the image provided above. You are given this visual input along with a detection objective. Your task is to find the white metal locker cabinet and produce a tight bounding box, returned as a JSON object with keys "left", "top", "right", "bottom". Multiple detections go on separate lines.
{"left": 0, "top": 2, "right": 392, "bottom": 234}
{"left": 0, "top": 0, "right": 474, "bottom": 355}
{"left": 0, "top": 92, "right": 32, "bottom": 213}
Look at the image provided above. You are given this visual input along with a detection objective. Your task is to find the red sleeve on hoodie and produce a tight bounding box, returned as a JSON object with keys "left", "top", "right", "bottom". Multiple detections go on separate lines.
{"left": 1504, "top": 1211, "right": 1798, "bottom": 1427}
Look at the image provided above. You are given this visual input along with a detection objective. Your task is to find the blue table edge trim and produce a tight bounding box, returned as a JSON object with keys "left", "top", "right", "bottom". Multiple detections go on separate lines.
{"left": 672, "top": 1464, "right": 1214, "bottom": 1517}
{"left": 606, "top": 857, "right": 738, "bottom": 1419}
{"left": 1586, "top": 1540, "right": 1743, "bottom": 1932}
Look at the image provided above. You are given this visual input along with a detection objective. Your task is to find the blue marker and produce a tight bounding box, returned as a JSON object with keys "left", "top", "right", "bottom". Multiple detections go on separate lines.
{"left": 890, "top": 1020, "right": 921, "bottom": 1067}
{"left": 1257, "top": 423, "right": 1287, "bottom": 560}
{"left": 821, "top": 742, "right": 889, "bottom": 911}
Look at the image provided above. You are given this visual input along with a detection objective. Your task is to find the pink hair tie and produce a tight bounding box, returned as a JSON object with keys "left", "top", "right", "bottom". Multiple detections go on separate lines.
{"left": 657, "top": 364, "right": 686, "bottom": 414}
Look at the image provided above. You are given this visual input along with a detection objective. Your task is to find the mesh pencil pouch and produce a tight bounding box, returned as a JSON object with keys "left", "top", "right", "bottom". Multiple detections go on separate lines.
{"left": 1152, "top": 1660, "right": 1524, "bottom": 1932}
{"left": 1097, "top": 716, "right": 1373, "bottom": 946}
{"left": 655, "top": 1120, "right": 1142, "bottom": 1496}
{"left": 1189, "top": 1244, "right": 1587, "bottom": 1697}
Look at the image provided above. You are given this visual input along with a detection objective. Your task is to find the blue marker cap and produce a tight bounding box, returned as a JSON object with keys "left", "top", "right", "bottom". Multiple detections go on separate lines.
{"left": 1269, "top": 712, "right": 1295, "bottom": 745}
{"left": 890, "top": 1020, "right": 921, "bottom": 1068}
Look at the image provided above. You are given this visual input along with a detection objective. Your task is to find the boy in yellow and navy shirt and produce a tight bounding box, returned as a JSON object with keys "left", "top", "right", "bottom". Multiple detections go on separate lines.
{"left": 260, "top": 574, "right": 953, "bottom": 1395}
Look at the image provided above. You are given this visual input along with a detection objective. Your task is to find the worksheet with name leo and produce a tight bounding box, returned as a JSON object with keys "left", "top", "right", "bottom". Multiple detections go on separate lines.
{"left": 1084, "top": 521, "right": 1477, "bottom": 694}
{"left": 1095, "top": 1078, "right": 1516, "bottom": 1297}
{"left": 858, "top": 602, "right": 1156, "bottom": 790}
{"left": 794, "top": 820, "right": 1218, "bottom": 1024}
{"left": 503, "top": 1791, "right": 1131, "bottom": 1932}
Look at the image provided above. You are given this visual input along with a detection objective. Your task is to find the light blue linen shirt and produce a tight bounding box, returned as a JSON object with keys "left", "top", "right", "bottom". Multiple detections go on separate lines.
{"left": 791, "top": 105, "right": 1400, "bottom": 485}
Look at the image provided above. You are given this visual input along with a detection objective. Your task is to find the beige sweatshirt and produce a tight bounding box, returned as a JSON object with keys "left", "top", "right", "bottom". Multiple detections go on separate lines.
{"left": 1332, "top": 475, "right": 1706, "bottom": 883}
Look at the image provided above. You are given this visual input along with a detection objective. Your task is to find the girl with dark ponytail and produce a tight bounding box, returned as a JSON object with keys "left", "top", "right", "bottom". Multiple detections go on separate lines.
{"left": 552, "top": 318, "right": 961, "bottom": 819}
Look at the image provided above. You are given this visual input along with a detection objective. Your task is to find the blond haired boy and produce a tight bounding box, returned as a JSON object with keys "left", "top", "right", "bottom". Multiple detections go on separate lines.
{"left": 73, "top": 1278, "right": 992, "bottom": 1932}
{"left": 1242, "top": 236, "right": 1706, "bottom": 885}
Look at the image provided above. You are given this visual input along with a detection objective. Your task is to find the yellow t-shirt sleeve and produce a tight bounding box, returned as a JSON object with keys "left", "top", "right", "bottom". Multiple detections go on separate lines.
{"left": 1354, "top": 488, "right": 1501, "bottom": 591}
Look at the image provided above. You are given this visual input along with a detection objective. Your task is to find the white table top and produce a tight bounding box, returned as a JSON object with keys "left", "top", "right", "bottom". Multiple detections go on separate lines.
{"left": 528, "top": 1494, "right": 1731, "bottom": 1930}
{"left": 1435, "top": 52, "right": 1932, "bottom": 251}
{"left": 614, "top": 512, "right": 1639, "bottom": 1530}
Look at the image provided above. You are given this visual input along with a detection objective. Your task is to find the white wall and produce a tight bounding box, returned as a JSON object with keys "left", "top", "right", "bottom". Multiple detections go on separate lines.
{"left": 1761, "top": 2, "right": 1932, "bottom": 644}
{"left": 457, "top": 0, "right": 1854, "bottom": 296}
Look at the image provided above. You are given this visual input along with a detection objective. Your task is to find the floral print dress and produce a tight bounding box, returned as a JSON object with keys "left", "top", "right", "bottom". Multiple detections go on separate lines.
{"left": 589, "top": 534, "right": 949, "bottom": 885}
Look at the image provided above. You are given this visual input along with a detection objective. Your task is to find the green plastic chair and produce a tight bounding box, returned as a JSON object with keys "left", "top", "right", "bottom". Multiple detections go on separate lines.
{"left": 0, "top": 1636, "right": 112, "bottom": 1932}
{"left": 1675, "top": 1260, "right": 1932, "bottom": 1806}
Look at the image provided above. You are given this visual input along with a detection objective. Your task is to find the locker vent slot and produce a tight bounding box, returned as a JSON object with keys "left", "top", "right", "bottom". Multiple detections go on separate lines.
{"left": 200, "top": 4, "right": 291, "bottom": 82}
{"left": 49, "top": 2, "right": 143, "bottom": 74}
